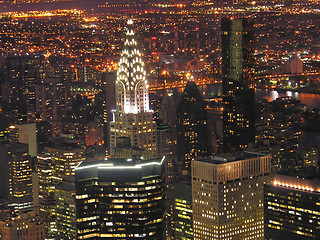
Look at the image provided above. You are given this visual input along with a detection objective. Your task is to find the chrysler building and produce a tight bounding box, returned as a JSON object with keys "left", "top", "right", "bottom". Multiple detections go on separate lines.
{"left": 110, "top": 19, "right": 157, "bottom": 158}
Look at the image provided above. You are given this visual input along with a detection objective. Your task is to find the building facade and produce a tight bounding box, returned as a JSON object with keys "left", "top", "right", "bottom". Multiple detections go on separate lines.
{"left": 75, "top": 157, "right": 166, "bottom": 239}
{"left": 35, "top": 136, "right": 85, "bottom": 238}
{"left": 177, "top": 81, "right": 210, "bottom": 180}
{"left": 265, "top": 174, "right": 320, "bottom": 239}
{"left": 172, "top": 182, "right": 193, "bottom": 239}
{"left": 0, "top": 143, "right": 33, "bottom": 212}
{"left": 0, "top": 211, "right": 46, "bottom": 240}
{"left": 110, "top": 19, "right": 157, "bottom": 158}
{"left": 192, "top": 152, "right": 271, "bottom": 240}
{"left": 222, "top": 18, "right": 255, "bottom": 152}
{"left": 55, "top": 180, "right": 76, "bottom": 240}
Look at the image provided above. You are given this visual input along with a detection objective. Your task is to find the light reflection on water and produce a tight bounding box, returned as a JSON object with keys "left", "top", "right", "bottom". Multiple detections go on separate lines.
{"left": 256, "top": 89, "right": 320, "bottom": 109}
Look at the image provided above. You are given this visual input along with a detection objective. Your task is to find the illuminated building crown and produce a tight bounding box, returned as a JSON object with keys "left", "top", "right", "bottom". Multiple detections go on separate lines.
{"left": 116, "top": 19, "right": 149, "bottom": 114}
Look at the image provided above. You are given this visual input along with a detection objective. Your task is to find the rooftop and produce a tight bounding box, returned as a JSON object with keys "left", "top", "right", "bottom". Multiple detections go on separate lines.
{"left": 75, "top": 156, "right": 165, "bottom": 171}
{"left": 197, "top": 151, "right": 268, "bottom": 165}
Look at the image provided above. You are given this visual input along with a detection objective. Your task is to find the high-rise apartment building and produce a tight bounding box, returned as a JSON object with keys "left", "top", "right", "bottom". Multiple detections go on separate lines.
{"left": 222, "top": 18, "right": 255, "bottom": 152}
{"left": 192, "top": 152, "right": 271, "bottom": 240}
{"left": 265, "top": 174, "right": 320, "bottom": 239}
{"left": 110, "top": 19, "right": 157, "bottom": 158}
{"left": 75, "top": 156, "right": 166, "bottom": 239}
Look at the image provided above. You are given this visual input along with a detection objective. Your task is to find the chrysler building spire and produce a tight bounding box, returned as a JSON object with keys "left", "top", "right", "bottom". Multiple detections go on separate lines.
{"left": 116, "top": 19, "right": 149, "bottom": 114}
{"left": 110, "top": 19, "right": 157, "bottom": 159}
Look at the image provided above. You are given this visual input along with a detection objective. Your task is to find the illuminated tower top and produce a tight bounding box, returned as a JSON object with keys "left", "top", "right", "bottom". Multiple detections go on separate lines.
{"left": 116, "top": 19, "right": 149, "bottom": 114}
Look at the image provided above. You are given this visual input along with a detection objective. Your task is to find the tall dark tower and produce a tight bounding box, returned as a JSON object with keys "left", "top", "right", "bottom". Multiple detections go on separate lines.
{"left": 222, "top": 17, "right": 255, "bottom": 152}
{"left": 75, "top": 157, "right": 165, "bottom": 240}
{"left": 176, "top": 81, "right": 210, "bottom": 180}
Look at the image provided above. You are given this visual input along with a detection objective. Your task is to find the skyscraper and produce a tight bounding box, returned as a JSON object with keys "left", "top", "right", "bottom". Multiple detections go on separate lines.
{"left": 222, "top": 18, "right": 255, "bottom": 152}
{"left": 35, "top": 136, "right": 85, "bottom": 238}
{"left": 172, "top": 182, "right": 193, "bottom": 239}
{"left": 192, "top": 152, "right": 271, "bottom": 240}
{"left": 0, "top": 143, "right": 33, "bottom": 212}
{"left": 110, "top": 19, "right": 157, "bottom": 158}
{"left": 265, "top": 174, "right": 320, "bottom": 239}
{"left": 75, "top": 156, "right": 166, "bottom": 239}
{"left": 55, "top": 180, "right": 76, "bottom": 240}
{"left": 176, "top": 81, "right": 210, "bottom": 180}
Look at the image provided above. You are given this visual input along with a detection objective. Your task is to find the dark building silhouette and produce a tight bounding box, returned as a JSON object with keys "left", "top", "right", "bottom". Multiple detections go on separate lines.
{"left": 222, "top": 18, "right": 255, "bottom": 152}
{"left": 75, "top": 157, "right": 166, "bottom": 240}
{"left": 176, "top": 81, "right": 210, "bottom": 180}
{"left": 0, "top": 142, "right": 33, "bottom": 212}
{"left": 1, "top": 54, "right": 44, "bottom": 123}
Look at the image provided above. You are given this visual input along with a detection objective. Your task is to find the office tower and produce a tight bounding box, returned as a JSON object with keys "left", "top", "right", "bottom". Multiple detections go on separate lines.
{"left": 176, "top": 81, "right": 210, "bottom": 180}
{"left": 222, "top": 18, "right": 255, "bottom": 152}
{"left": 192, "top": 152, "right": 271, "bottom": 240}
{"left": 0, "top": 143, "right": 33, "bottom": 212}
{"left": 0, "top": 211, "right": 46, "bottom": 240}
{"left": 112, "top": 137, "right": 152, "bottom": 159}
{"left": 35, "top": 136, "right": 85, "bottom": 238}
{"left": 45, "top": 136, "right": 86, "bottom": 180}
{"left": 157, "top": 122, "right": 175, "bottom": 183}
{"left": 172, "top": 182, "right": 193, "bottom": 239}
{"left": 110, "top": 19, "right": 157, "bottom": 158}
{"left": 157, "top": 91, "right": 178, "bottom": 184}
{"left": 36, "top": 154, "right": 56, "bottom": 237}
{"left": 75, "top": 156, "right": 166, "bottom": 239}
{"left": 55, "top": 180, "right": 76, "bottom": 240}
{"left": 265, "top": 174, "right": 320, "bottom": 239}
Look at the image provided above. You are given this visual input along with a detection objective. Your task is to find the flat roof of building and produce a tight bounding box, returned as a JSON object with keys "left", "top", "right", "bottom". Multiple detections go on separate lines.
{"left": 75, "top": 156, "right": 165, "bottom": 171}
{"left": 196, "top": 151, "right": 268, "bottom": 165}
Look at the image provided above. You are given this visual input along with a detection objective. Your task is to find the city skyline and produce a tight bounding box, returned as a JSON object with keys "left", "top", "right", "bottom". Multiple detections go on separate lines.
{"left": 0, "top": 1, "right": 319, "bottom": 239}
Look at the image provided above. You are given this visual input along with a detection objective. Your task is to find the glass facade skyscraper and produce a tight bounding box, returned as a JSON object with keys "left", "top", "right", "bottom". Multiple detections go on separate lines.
{"left": 75, "top": 157, "right": 166, "bottom": 239}
{"left": 222, "top": 18, "right": 255, "bottom": 152}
